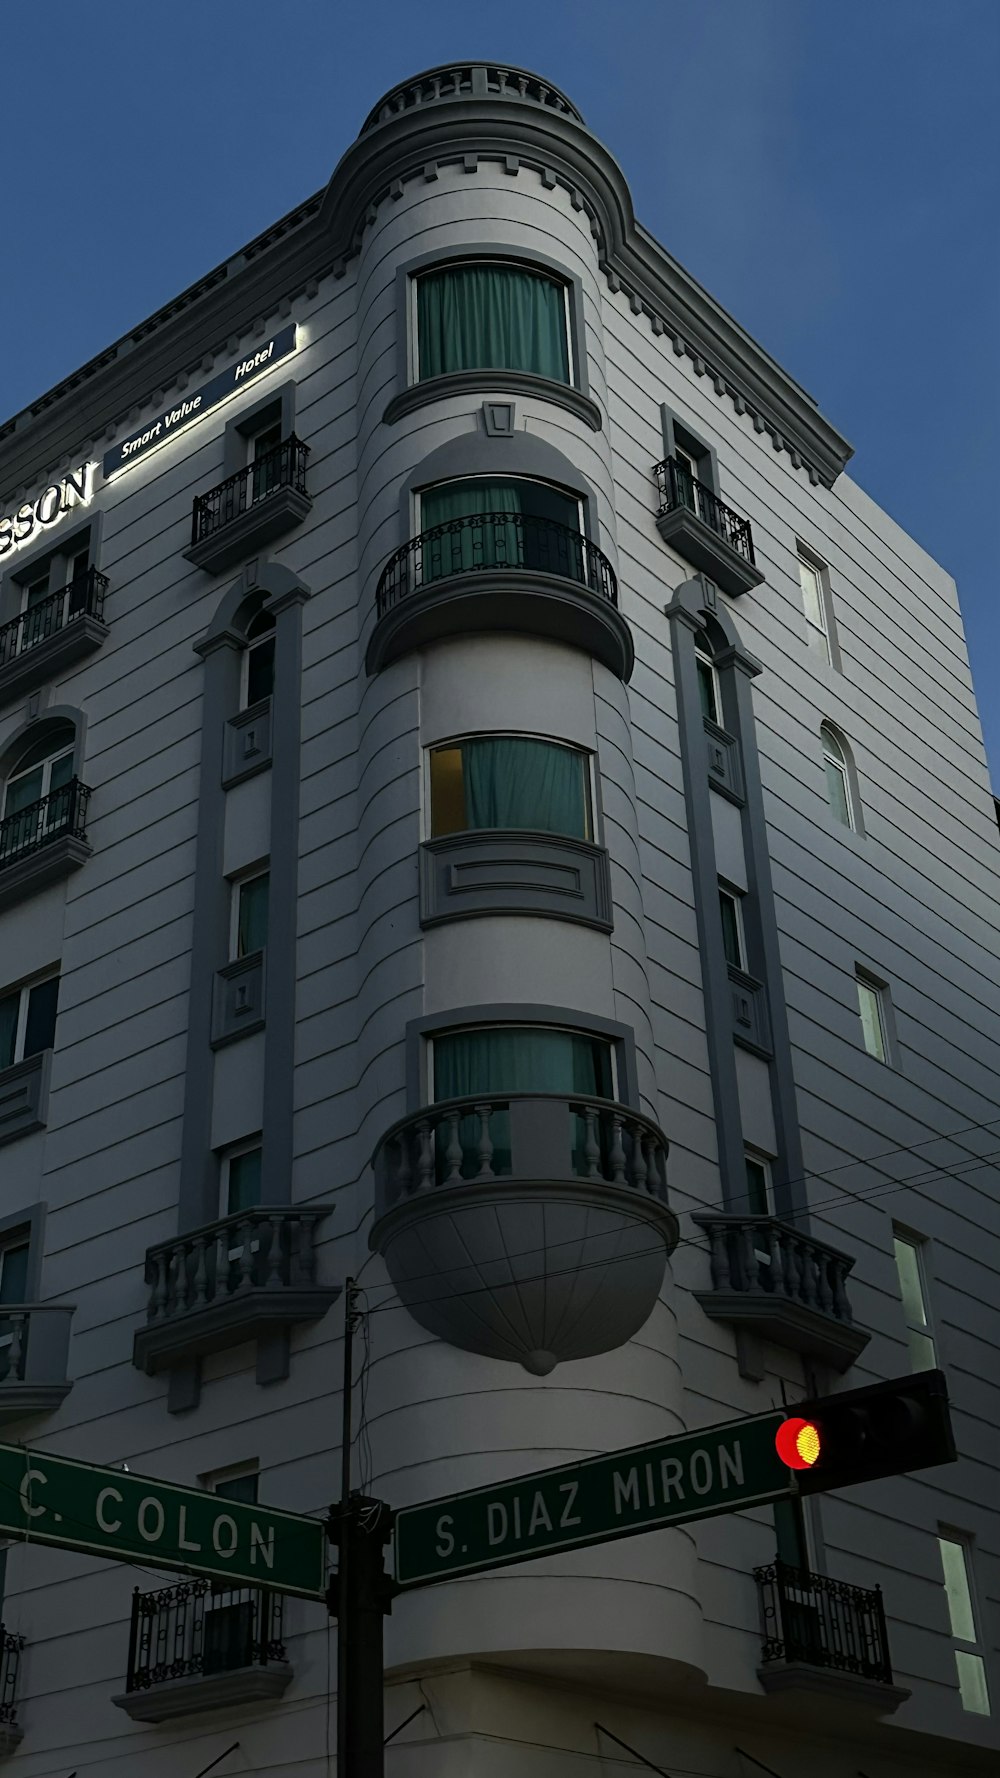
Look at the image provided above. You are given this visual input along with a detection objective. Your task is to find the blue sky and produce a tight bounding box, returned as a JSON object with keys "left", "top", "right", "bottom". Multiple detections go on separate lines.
{"left": 3, "top": 0, "right": 998, "bottom": 781}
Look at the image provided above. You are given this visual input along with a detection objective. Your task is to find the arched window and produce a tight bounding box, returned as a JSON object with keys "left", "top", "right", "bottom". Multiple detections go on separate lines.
{"left": 2, "top": 723, "right": 76, "bottom": 854}
{"left": 821, "top": 723, "right": 856, "bottom": 830}
{"left": 694, "top": 631, "right": 722, "bottom": 726}
{"left": 415, "top": 262, "right": 572, "bottom": 386}
{"left": 243, "top": 609, "right": 275, "bottom": 708}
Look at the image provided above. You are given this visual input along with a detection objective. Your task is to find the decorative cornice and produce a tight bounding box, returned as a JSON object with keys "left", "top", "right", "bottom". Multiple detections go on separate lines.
{"left": 0, "top": 66, "right": 852, "bottom": 494}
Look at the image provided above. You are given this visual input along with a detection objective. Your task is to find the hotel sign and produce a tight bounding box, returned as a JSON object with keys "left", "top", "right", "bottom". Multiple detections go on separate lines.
{"left": 0, "top": 462, "right": 96, "bottom": 560}
{"left": 103, "top": 323, "right": 298, "bottom": 478}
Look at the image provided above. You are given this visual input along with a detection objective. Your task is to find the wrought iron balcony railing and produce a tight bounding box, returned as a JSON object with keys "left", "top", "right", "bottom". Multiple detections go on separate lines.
{"left": 0, "top": 568, "right": 108, "bottom": 668}
{"left": 756, "top": 1561, "right": 895, "bottom": 1685}
{"left": 0, "top": 1626, "right": 23, "bottom": 1736}
{"left": 654, "top": 457, "right": 757, "bottom": 566}
{"left": 375, "top": 512, "right": 618, "bottom": 618}
{"left": 142, "top": 1207, "right": 328, "bottom": 1327}
{"left": 375, "top": 1091, "right": 669, "bottom": 1212}
{"left": 125, "top": 1577, "right": 285, "bottom": 1691}
{"left": 0, "top": 778, "right": 90, "bottom": 870}
{"left": 191, "top": 436, "right": 310, "bottom": 546}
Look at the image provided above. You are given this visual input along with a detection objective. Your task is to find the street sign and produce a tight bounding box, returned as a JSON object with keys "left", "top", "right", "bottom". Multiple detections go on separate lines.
{"left": 394, "top": 1409, "right": 788, "bottom": 1587}
{"left": 0, "top": 1442, "right": 328, "bottom": 1600}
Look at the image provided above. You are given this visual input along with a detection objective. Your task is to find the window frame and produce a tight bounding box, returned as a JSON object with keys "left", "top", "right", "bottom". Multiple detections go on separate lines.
{"left": 660, "top": 404, "right": 721, "bottom": 499}
{"left": 219, "top": 1139, "right": 264, "bottom": 1221}
{"left": 855, "top": 967, "right": 892, "bottom": 1064}
{"left": 426, "top": 1021, "right": 620, "bottom": 1106}
{"left": 220, "top": 380, "right": 297, "bottom": 481}
{"left": 230, "top": 868, "right": 270, "bottom": 962}
{"left": 937, "top": 1530, "right": 991, "bottom": 1715}
{"left": 718, "top": 882, "right": 747, "bottom": 973}
{"left": 796, "top": 545, "right": 840, "bottom": 669}
{"left": 821, "top": 722, "right": 858, "bottom": 833}
{"left": 412, "top": 257, "right": 576, "bottom": 389}
{"left": 424, "top": 732, "right": 598, "bottom": 844}
{"left": 241, "top": 610, "right": 276, "bottom": 711}
{"left": 0, "top": 971, "right": 60, "bottom": 1071}
{"left": 0, "top": 511, "right": 102, "bottom": 634}
{"left": 695, "top": 633, "right": 723, "bottom": 728}
{"left": 406, "top": 1006, "right": 638, "bottom": 1111}
{"left": 206, "top": 1461, "right": 261, "bottom": 1504}
{"left": 892, "top": 1226, "right": 938, "bottom": 1371}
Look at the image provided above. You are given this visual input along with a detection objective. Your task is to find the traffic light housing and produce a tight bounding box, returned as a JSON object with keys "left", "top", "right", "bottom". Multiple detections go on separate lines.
{"left": 776, "top": 1368, "right": 955, "bottom": 1495}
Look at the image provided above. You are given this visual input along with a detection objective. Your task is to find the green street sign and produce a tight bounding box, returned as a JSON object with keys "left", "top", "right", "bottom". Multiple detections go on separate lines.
{"left": 0, "top": 1443, "right": 328, "bottom": 1600}
{"left": 394, "top": 1410, "right": 788, "bottom": 1588}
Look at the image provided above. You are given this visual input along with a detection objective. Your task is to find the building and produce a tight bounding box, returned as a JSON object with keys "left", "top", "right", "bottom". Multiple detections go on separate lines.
{"left": 0, "top": 58, "right": 998, "bottom": 1777}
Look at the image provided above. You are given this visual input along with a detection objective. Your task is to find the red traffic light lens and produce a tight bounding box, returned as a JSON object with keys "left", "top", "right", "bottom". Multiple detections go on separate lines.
{"left": 776, "top": 1417, "right": 822, "bottom": 1470}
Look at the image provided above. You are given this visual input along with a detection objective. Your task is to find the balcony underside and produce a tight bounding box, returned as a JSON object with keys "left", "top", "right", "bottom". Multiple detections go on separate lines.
{"left": 0, "top": 616, "right": 109, "bottom": 708}
{"left": 0, "top": 1725, "right": 22, "bottom": 1754}
{"left": 0, "top": 1380, "right": 72, "bottom": 1426}
{"left": 133, "top": 1284, "right": 341, "bottom": 1375}
{"left": 694, "top": 1290, "right": 870, "bottom": 1371}
{"left": 184, "top": 486, "right": 311, "bottom": 575}
{"left": 0, "top": 834, "right": 91, "bottom": 913}
{"left": 366, "top": 569, "right": 634, "bottom": 680}
{"left": 113, "top": 1661, "right": 293, "bottom": 1723}
{"left": 656, "top": 507, "right": 764, "bottom": 597}
{"left": 757, "top": 1661, "right": 911, "bottom": 1715}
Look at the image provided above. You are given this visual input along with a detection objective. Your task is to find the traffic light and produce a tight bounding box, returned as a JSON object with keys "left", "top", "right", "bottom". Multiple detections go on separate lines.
{"left": 775, "top": 1368, "right": 956, "bottom": 1495}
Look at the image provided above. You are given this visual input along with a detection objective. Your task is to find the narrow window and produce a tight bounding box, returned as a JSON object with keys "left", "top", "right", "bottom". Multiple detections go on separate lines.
{"left": 203, "top": 1463, "right": 262, "bottom": 1672}
{"left": 745, "top": 1150, "right": 773, "bottom": 1218}
{"left": 821, "top": 724, "right": 855, "bottom": 830}
{"left": 856, "top": 971, "right": 888, "bottom": 1062}
{"left": 798, "top": 551, "right": 833, "bottom": 664}
{"left": 234, "top": 873, "right": 269, "bottom": 960}
{"left": 892, "top": 1231, "right": 937, "bottom": 1369}
{"left": 416, "top": 262, "right": 572, "bottom": 385}
{"left": 248, "top": 419, "right": 284, "bottom": 504}
{"left": 419, "top": 475, "right": 584, "bottom": 584}
{"left": 0, "top": 974, "right": 59, "bottom": 1070}
{"left": 224, "top": 1145, "right": 263, "bottom": 1217}
{"left": 695, "top": 633, "right": 721, "bottom": 726}
{"left": 210, "top": 1464, "right": 260, "bottom": 1505}
{"left": 938, "top": 1534, "right": 991, "bottom": 1714}
{"left": 718, "top": 886, "right": 746, "bottom": 971}
{"left": 244, "top": 610, "right": 276, "bottom": 707}
{"left": 429, "top": 736, "right": 592, "bottom": 840}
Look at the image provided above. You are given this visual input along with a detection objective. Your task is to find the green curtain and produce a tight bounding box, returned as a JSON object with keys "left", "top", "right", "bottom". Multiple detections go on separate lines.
{"left": 420, "top": 477, "right": 582, "bottom": 582}
{"left": 463, "top": 737, "right": 589, "bottom": 838}
{"left": 433, "top": 1027, "right": 612, "bottom": 1179}
{"left": 417, "top": 264, "right": 570, "bottom": 384}
{"left": 0, "top": 993, "right": 18, "bottom": 1071}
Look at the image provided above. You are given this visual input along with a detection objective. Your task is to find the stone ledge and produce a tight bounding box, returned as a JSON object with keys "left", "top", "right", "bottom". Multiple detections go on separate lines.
{"left": 133, "top": 1286, "right": 342, "bottom": 1375}
{"left": 112, "top": 1661, "right": 293, "bottom": 1723}
{"left": 0, "top": 835, "right": 91, "bottom": 914}
{"left": 758, "top": 1660, "right": 910, "bottom": 1715}
{"left": 0, "top": 1381, "right": 72, "bottom": 1427}
{"left": 694, "top": 1289, "right": 870, "bottom": 1372}
{"left": 656, "top": 506, "right": 764, "bottom": 598}
{"left": 0, "top": 615, "right": 109, "bottom": 711}
{"left": 383, "top": 368, "right": 602, "bottom": 431}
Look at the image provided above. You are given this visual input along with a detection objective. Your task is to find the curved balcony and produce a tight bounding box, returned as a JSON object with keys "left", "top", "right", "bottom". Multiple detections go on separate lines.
{"left": 359, "top": 63, "right": 583, "bottom": 135}
{"left": 366, "top": 511, "right": 633, "bottom": 680}
{"left": 370, "top": 1092, "right": 677, "bottom": 1373}
{"left": 692, "top": 1214, "right": 869, "bottom": 1372}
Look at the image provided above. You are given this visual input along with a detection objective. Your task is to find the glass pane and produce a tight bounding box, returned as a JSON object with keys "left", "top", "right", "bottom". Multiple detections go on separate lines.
{"left": 745, "top": 1157, "right": 770, "bottom": 1217}
{"left": 252, "top": 424, "right": 282, "bottom": 461}
{"left": 48, "top": 752, "right": 75, "bottom": 795}
{"left": 798, "top": 559, "right": 824, "bottom": 629}
{"left": 824, "top": 756, "right": 851, "bottom": 826}
{"left": 214, "top": 1471, "right": 259, "bottom": 1504}
{"left": 25, "top": 575, "right": 51, "bottom": 608}
{"left": 908, "top": 1326, "right": 937, "bottom": 1370}
{"left": 23, "top": 977, "right": 59, "bottom": 1058}
{"left": 956, "top": 1650, "right": 990, "bottom": 1714}
{"left": 939, "top": 1537, "right": 977, "bottom": 1642}
{"left": 0, "top": 993, "right": 18, "bottom": 1071}
{"left": 4, "top": 767, "right": 44, "bottom": 817}
{"left": 0, "top": 1244, "right": 29, "bottom": 1305}
{"left": 227, "top": 1149, "right": 262, "bottom": 1214}
{"left": 420, "top": 478, "right": 581, "bottom": 582}
{"left": 246, "top": 636, "right": 275, "bottom": 705}
{"left": 417, "top": 264, "right": 570, "bottom": 383}
{"left": 459, "top": 737, "right": 590, "bottom": 838}
{"left": 719, "top": 892, "right": 743, "bottom": 970}
{"left": 807, "top": 621, "right": 832, "bottom": 664}
{"left": 8, "top": 725, "right": 75, "bottom": 775}
{"left": 429, "top": 747, "right": 467, "bottom": 836}
{"left": 857, "top": 981, "right": 886, "bottom": 1061}
{"left": 893, "top": 1236, "right": 930, "bottom": 1329}
{"left": 434, "top": 1027, "right": 612, "bottom": 1100}
{"left": 696, "top": 653, "right": 718, "bottom": 724}
{"left": 237, "top": 876, "right": 269, "bottom": 957}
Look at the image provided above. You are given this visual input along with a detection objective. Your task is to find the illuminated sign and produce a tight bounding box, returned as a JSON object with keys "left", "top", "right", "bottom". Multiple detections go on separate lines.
{"left": 0, "top": 462, "right": 97, "bottom": 560}
{"left": 103, "top": 324, "right": 298, "bottom": 478}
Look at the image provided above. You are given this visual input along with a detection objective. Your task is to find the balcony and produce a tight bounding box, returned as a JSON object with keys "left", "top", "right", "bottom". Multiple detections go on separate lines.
{"left": 0, "top": 778, "right": 92, "bottom": 913}
{"left": 133, "top": 1207, "right": 339, "bottom": 1398}
{"left": 0, "top": 1304, "right": 75, "bottom": 1424}
{"left": 371, "top": 1092, "right": 678, "bottom": 1372}
{"left": 366, "top": 511, "right": 633, "bottom": 680}
{"left": 0, "top": 568, "right": 109, "bottom": 707}
{"left": 185, "top": 436, "right": 311, "bottom": 575}
{"left": 0, "top": 1628, "right": 23, "bottom": 1754}
{"left": 654, "top": 457, "right": 764, "bottom": 597}
{"left": 113, "top": 1578, "right": 290, "bottom": 1723}
{"left": 360, "top": 63, "right": 583, "bottom": 133}
{"left": 756, "top": 1561, "right": 910, "bottom": 1713}
{"left": 693, "top": 1214, "right": 869, "bottom": 1372}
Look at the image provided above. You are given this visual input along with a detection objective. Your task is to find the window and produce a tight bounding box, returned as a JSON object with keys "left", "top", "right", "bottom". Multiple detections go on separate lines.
{"left": 243, "top": 610, "right": 275, "bottom": 707}
{"left": 223, "top": 1145, "right": 262, "bottom": 1218}
{"left": 718, "top": 886, "right": 746, "bottom": 972}
{"left": 938, "top": 1533, "right": 990, "bottom": 1714}
{"left": 695, "top": 633, "right": 721, "bottom": 726}
{"left": 430, "top": 1024, "right": 615, "bottom": 1178}
{"left": 892, "top": 1231, "right": 937, "bottom": 1370}
{"left": 856, "top": 970, "right": 888, "bottom": 1062}
{"left": 248, "top": 420, "right": 284, "bottom": 504}
{"left": 429, "top": 736, "right": 593, "bottom": 840}
{"left": 415, "top": 261, "right": 572, "bottom": 386}
{"left": 418, "top": 476, "right": 584, "bottom": 582}
{"left": 233, "top": 873, "right": 269, "bottom": 960}
{"left": 797, "top": 550, "right": 834, "bottom": 665}
{"left": 208, "top": 1463, "right": 259, "bottom": 1506}
{"left": 2, "top": 725, "right": 75, "bottom": 853}
{"left": 745, "top": 1150, "right": 773, "bottom": 1218}
{"left": 203, "top": 1464, "right": 262, "bottom": 1673}
{"left": 821, "top": 724, "right": 855, "bottom": 830}
{"left": 10, "top": 533, "right": 94, "bottom": 651}
{"left": 0, "top": 974, "right": 59, "bottom": 1071}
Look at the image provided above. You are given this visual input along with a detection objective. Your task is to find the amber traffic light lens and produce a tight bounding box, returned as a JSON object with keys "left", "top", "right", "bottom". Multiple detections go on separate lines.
{"left": 776, "top": 1417, "right": 822, "bottom": 1470}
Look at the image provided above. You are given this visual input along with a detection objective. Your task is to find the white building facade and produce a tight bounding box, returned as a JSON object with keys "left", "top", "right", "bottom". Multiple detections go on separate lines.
{"left": 0, "top": 61, "right": 998, "bottom": 1778}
